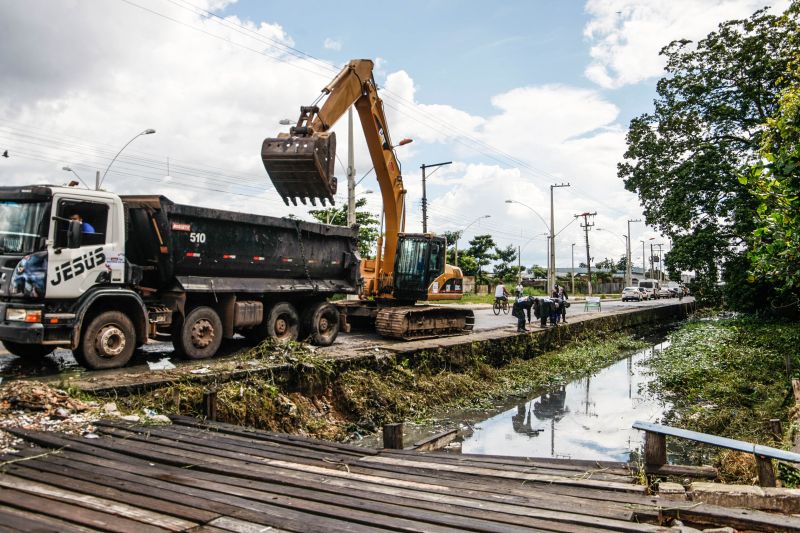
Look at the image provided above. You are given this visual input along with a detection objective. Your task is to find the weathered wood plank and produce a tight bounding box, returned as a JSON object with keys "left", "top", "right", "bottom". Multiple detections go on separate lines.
{"left": 643, "top": 463, "right": 718, "bottom": 479}
{"left": 0, "top": 474, "right": 197, "bottom": 531}
{"left": 205, "top": 516, "right": 293, "bottom": 533}
{"left": 0, "top": 487, "right": 170, "bottom": 533}
{"left": 0, "top": 504, "right": 104, "bottom": 533}
{"left": 359, "top": 455, "right": 645, "bottom": 493}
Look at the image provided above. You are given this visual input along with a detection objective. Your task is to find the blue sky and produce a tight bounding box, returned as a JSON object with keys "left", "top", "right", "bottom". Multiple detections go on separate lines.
{"left": 0, "top": 0, "right": 788, "bottom": 269}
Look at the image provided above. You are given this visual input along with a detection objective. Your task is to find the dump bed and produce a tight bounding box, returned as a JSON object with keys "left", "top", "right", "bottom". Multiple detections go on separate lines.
{"left": 121, "top": 196, "right": 359, "bottom": 295}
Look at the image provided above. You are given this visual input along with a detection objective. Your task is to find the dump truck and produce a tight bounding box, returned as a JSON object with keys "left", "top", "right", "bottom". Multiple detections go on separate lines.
{"left": 0, "top": 185, "right": 359, "bottom": 369}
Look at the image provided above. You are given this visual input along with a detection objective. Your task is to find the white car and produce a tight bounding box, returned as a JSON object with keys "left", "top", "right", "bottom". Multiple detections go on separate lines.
{"left": 656, "top": 287, "right": 673, "bottom": 299}
{"left": 621, "top": 287, "right": 643, "bottom": 302}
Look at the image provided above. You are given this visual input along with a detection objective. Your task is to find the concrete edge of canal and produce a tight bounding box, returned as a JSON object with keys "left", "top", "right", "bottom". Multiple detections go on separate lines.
{"left": 44, "top": 300, "right": 696, "bottom": 396}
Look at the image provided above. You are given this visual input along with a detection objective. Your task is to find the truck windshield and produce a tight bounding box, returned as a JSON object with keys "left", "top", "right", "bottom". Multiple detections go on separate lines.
{"left": 0, "top": 201, "right": 50, "bottom": 254}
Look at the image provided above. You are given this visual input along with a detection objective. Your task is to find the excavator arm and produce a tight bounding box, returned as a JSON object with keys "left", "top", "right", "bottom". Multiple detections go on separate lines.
{"left": 262, "top": 59, "right": 408, "bottom": 296}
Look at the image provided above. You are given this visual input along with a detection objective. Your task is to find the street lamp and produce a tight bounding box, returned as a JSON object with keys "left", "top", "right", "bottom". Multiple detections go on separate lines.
{"left": 98, "top": 128, "right": 156, "bottom": 190}
{"left": 454, "top": 215, "right": 491, "bottom": 267}
{"left": 420, "top": 160, "right": 451, "bottom": 233}
{"left": 505, "top": 199, "right": 552, "bottom": 288}
{"left": 62, "top": 166, "right": 90, "bottom": 189}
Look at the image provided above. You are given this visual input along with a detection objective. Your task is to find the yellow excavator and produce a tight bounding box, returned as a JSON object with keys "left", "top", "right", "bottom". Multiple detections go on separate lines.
{"left": 261, "top": 59, "right": 473, "bottom": 339}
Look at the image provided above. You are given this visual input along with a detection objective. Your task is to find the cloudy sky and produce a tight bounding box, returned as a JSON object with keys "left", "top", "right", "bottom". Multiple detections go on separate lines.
{"left": 0, "top": 0, "right": 788, "bottom": 270}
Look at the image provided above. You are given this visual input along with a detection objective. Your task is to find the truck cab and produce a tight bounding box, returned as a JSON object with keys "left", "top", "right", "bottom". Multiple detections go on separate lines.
{"left": 1, "top": 185, "right": 132, "bottom": 362}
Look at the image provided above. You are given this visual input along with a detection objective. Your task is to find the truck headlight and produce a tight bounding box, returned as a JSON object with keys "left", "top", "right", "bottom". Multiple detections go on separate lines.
{"left": 5, "top": 308, "right": 42, "bottom": 323}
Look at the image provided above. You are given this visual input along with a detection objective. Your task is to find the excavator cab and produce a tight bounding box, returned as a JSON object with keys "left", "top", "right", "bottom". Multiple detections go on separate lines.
{"left": 392, "top": 235, "right": 446, "bottom": 302}
{"left": 261, "top": 110, "right": 338, "bottom": 206}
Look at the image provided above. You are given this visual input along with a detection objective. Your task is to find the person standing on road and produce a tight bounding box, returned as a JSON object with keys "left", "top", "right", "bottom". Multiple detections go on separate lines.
{"left": 512, "top": 295, "right": 535, "bottom": 332}
{"left": 515, "top": 281, "right": 524, "bottom": 298}
{"left": 558, "top": 286, "right": 569, "bottom": 323}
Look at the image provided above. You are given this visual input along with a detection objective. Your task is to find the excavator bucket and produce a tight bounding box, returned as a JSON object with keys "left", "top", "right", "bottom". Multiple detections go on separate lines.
{"left": 261, "top": 132, "right": 337, "bottom": 206}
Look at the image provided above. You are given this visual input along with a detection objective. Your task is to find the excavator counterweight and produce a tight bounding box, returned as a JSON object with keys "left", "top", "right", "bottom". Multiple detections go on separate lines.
{"left": 261, "top": 131, "right": 337, "bottom": 206}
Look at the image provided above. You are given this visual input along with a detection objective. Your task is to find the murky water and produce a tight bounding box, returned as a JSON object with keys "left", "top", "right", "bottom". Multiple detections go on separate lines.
{"left": 460, "top": 341, "right": 669, "bottom": 462}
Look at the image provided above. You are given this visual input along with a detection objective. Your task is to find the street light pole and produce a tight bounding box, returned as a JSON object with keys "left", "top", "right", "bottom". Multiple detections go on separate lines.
{"left": 62, "top": 166, "right": 90, "bottom": 189}
{"left": 571, "top": 243, "right": 575, "bottom": 294}
{"left": 347, "top": 107, "right": 357, "bottom": 226}
{"left": 420, "top": 161, "right": 451, "bottom": 233}
{"left": 454, "top": 214, "right": 491, "bottom": 266}
{"left": 98, "top": 128, "right": 156, "bottom": 190}
{"left": 640, "top": 240, "right": 646, "bottom": 279}
{"left": 626, "top": 219, "right": 641, "bottom": 287}
{"left": 549, "top": 183, "right": 570, "bottom": 294}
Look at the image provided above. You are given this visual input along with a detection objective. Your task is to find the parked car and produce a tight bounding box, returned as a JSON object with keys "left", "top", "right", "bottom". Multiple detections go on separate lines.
{"left": 622, "top": 287, "right": 643, "bottom": 302}
{"left": 637, "top": 279, "right": 660, "bottom": 300}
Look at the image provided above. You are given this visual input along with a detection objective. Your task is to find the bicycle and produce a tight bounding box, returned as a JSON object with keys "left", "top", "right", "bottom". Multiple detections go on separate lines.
{"left": 493, "top": 297, "right": 510, "bottom": 315}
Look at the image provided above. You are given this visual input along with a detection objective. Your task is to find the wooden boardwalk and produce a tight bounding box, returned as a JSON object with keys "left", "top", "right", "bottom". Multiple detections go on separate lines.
{"left": 1, "top": 418, "right": 798, "bottom": 532}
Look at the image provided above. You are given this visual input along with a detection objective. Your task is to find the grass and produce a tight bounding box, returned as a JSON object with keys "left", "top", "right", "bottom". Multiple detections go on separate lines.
{"left": 642, "top": 315, "right": 800, "bottom": 484}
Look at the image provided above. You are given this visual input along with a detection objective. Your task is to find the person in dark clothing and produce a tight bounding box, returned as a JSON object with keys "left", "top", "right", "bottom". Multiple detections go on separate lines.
{"left": 512, "top": 295, "right": 535, "bottom": 332}
{"left": 537, "top": 297, "right": 552, "bottom": 327}
{"left": 549, "top": 298, "right": 561, "bottom": 325}
{"left": 558, "top": 286, "right": 569, "bottom": 323}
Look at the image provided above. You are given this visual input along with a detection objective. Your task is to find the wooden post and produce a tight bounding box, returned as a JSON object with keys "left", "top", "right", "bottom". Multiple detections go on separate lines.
{"left": 203, "top": 390, "right": 217, "bottom": 421}
{"left": 769, "top": 418, "right": 783, "bottom": 442}
{"left": 382, "top": 423, "right": 404, "bottom": 449}
{"left": 644, "top": 431, "right": 667, "bottom": 466}
{"left": 755, "top": 455, "right": 776, "bottom": 487}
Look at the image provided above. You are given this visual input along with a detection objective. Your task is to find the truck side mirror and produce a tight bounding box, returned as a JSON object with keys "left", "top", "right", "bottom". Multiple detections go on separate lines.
{"left": 67, "top": 219, "right": 83, "bottom": 249}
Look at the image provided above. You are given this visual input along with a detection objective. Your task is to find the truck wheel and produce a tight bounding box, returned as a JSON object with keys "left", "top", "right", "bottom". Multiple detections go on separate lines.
{"left": 301, "top": 302, "right": 340, "bottom": 347}
{"left": 174, "top": 306, "right": 223, "bottom": 360}
{"left": 1, "top": 341, "right": 55, "bottom": 359}
{"left": 74, "top": 311, "right": 136, "bottom": 370}
{"left": 266, "top": 302, "right": 299, "bottom": 343}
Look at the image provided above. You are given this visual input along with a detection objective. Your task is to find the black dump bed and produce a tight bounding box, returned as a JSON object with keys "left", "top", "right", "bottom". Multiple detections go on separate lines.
{"left": 121, "top": 196, "right": 359, "bottom": 295}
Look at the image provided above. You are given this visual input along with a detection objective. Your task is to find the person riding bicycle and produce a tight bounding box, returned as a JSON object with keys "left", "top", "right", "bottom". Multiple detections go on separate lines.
{"left": 494, "top": 282, "right": 509, "bottom": 305}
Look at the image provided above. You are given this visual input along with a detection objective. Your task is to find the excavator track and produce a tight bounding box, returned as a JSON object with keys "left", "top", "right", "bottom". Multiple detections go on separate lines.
{"left": 375, "top": 306, "right": 474, "bottom": 340}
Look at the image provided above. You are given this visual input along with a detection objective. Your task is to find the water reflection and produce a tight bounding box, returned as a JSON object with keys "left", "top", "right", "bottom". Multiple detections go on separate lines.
{"left": 462, "top": 341, "right": 669, "bottom": 462}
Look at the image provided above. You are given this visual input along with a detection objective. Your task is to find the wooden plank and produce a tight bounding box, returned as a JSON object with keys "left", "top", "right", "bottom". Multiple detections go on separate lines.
{"left": 0, "top": 487, "right": 170, "bottom": 533}
{"left": 167, "top": 416, "right": 377, "bottom": 456}
{"left": 0, "top": 504, "right": 104, "bottom": 533}
{"left": 5, "top": 462, "right": 220, "bottom": 524}
{"left": 21, "top": 451, "right": 385, "bottom": 533}
{"left": 412, "top": 429, "right": 458, "bottom": 452}
{"left": 359, "top": 455, "right": 645, "bottom": 493}
{"left": 644, "top": 464, "right": 717, "bottom": 479}
{"left": 633, "top": 501, "right": 800, "bottom": 531}
{"left": 0, "top": 474, "right": 197, "bottom": 532}
{"left": 206, "top": 517, "right": 293, "bottom": 533}
{"left": 40, "top": 445, "right": 638, "bottom": 527}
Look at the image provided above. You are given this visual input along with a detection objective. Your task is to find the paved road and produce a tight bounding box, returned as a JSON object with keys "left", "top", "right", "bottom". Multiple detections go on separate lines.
{"left": 0, "top": 297, "right": 691, "bottom": 377}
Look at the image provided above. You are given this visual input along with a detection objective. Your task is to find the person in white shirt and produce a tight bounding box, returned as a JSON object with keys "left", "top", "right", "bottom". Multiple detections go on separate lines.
{"left": 494, "top": 283, "right": 509, "bottom": 303}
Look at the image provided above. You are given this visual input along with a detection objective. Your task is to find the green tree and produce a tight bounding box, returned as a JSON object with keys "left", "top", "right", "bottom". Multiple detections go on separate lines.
{"left": 526, "top": 264, "right": 547, "bottom": 278}
{"left": 308, "top": 197, "right": 380, "bottom": 258}
{"left": 467, "top": 234, "right": 497, "bottom": 285}
{"left": 744, "top": 55, "right": 800, "bottom": 299}
{"left": 441, "top": 230, "right": 462, "bottom": 265}
{"left": 457, "top": 255, "right": 479, "bottom": 280}
{"left": 594, "top": 257, "right": 616, "bottom": 271}
{"left": 618, "top": 3, "right": 800, "bottom": 307}
{"left": 493, "top": 244, "right": 519, "bottom": 282}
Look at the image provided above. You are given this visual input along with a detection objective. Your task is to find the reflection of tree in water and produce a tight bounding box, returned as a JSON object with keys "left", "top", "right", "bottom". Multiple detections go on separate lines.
{"left": 533, "top": 386, "right": 569, "bottom": 422}
{"left": 511, "top": 404, "right": 542, "bottom": 437}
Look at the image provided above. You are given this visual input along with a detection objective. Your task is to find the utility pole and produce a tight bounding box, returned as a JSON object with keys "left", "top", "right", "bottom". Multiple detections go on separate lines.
{"left": 346, "top": 107, "right": 356, "bottom": 227}
{"left": 649, "top": 243, "right": 655, "bottom": 279}
{"left": 626, "top": 219, "right": 641, "bottom": 287}
{"left": 549, "top": 183, "right": 570, "bottom": 294}
{"left": 576, "top": 212, "right": 596, "bottom": 295}
{"left": 420, "top": 161, "right": 451, "bottom": 233}
{"left": 640, "top": 241, "right": 646, "bottom": 279}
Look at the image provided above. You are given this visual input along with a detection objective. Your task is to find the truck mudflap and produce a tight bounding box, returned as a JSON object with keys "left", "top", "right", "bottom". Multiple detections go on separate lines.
{"left": 261, "top": 132, "right": 337, "bottom": 207}
{"left": 375, "top": 306, "right": 475, "bottom": 340}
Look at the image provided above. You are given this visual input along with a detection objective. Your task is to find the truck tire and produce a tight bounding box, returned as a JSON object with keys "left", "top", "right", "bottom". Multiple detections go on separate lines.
{"left": 73, "top": 311, "right": 137, "bottom": 370}
{"left": 174, "top": 306, "right": 223, "bottom": 360}
{"left": 301, "top": 302, "right": 339, "bottom": 347}
{"left": 265, "top": 302, "right": 299, "bottom": 343}
{"left": 1, "top": 341, "right": 55, "bottom": 359}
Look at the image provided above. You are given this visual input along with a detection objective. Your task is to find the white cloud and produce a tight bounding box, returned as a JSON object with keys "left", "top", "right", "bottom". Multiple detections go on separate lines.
{"left": 323, "top": 37, "right": 342, "bottom": 51}
{"left": 583, "top": 0, "right": 790, "bottom": 89}
{"left": 0, "top": 0, "right": 660, "bottom": 269}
